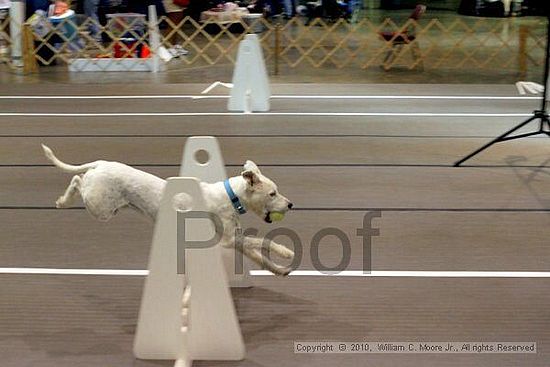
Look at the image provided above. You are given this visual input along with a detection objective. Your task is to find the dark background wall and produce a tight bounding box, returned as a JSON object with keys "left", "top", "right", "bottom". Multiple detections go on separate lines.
{"left": 378, "top": 0, "right": 460, "bottom": 11}
{"left": 378, "top": 0, "right": 548, "bottom": 13}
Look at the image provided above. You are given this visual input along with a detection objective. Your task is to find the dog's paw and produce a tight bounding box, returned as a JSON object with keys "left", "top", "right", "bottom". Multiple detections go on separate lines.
{"left": 55, "top": 197, "right": 66, "bottom": 208}
{"left": 273, "top": 266, "right": 292, "bottom": 277}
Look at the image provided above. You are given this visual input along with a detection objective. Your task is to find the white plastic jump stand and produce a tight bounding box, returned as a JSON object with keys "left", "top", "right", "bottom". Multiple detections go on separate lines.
{"left": 134, "top": 177, "right": 245, "bottom": 367}
{"left": 179, "top": 136, "right": 253, "bottom": 288}
{"left": 228, "top": 34, "right": 271, "bottom": 112}
{"left": 148, "top": 5, "right": 163, "bottom": 73}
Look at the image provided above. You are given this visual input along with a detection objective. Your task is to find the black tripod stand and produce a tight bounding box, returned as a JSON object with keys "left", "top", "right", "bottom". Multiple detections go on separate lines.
{"left": 454, "top": 15, "right": 550, "bottom": 167}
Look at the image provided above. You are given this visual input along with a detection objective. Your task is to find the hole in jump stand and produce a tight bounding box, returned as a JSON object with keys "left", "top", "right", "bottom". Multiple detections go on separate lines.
{"left": 194, "top": 149, "right": 210, "bottom": 165}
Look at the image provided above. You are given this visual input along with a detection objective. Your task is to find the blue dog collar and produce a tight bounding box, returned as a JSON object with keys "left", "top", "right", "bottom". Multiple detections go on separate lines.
{"left": 224, "top": 179, "right": 246, "bottom": 215}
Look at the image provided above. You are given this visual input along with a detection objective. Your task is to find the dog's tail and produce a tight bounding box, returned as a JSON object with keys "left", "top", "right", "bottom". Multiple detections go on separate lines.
{"left": 42, "top": 144, "right": 99, "bottom": 173}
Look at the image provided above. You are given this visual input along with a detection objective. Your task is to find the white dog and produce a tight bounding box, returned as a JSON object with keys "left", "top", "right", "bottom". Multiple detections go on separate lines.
{"left": 42, "top": 144, "right": 295, "bottom": 275}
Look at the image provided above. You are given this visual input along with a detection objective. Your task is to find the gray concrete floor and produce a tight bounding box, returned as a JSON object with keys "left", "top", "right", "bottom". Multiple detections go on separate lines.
{"left": 4, "top": 62, "right": 534, "bottom": 85}
{"left": 0, "top": 83, "right": 549, "bottom": 367}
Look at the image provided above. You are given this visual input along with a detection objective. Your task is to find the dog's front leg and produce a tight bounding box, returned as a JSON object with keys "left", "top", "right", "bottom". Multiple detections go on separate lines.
{"left": 240, "top": 246, "right": 291, "bottom": 276}
{"left": 238, "top": 237, "right": 293, "bottom": 276}
{"left": 242, "top": 236, "right": 295, "bottom": 259}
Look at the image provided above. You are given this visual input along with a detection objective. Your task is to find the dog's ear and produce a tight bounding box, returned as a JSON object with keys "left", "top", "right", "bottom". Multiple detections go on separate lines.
{"left": 242, "top": 169, "right": 260, "bottom": 187}
{"left": 243, "top": 160, "right": 261, "bottom": 174}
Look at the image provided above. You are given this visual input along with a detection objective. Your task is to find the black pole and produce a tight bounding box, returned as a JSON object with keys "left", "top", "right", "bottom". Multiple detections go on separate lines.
{"left": 542, "top": 14, "right": 550, "bottom": 112}
{"left": 454, "top": 14, "right": 550, "bottom": 167}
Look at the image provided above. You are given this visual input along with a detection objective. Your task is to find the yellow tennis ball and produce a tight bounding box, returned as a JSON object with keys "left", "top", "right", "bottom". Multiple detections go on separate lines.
{"left": 269, "top": 212, "right": 285, "bottom": 222}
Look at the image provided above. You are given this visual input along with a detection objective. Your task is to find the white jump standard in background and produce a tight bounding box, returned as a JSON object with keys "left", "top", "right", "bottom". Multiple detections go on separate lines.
{"left": 228, "top": 34, "right": 270, "bottom": 112}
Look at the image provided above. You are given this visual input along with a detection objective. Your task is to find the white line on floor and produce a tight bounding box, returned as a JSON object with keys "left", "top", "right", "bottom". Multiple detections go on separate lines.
{"left": 1, "top": 268, "right": 549, "bottom": 278}
{"left": 252, "top": 270, "right": 550, "bottom": 277}
{"left": 0, "top": 95, "right": 541, "bottom": 100}
{"left": 0, "top": 112, "right": 533, "bottom": 117}
{"left": 0, "top": 268, "right": 148, "bottom": 276}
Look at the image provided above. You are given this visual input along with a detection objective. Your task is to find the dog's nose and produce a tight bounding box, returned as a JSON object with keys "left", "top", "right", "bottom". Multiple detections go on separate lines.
{"left": 288, "top": 203, "right": 293, "bottom": 209}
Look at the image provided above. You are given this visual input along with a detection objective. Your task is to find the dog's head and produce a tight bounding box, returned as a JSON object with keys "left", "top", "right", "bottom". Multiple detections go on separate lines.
{"left": 240, "top": 160, "right": 293, "bottom": 223}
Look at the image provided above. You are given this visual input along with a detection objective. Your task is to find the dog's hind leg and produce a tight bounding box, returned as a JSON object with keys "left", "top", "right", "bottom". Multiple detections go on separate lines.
{"left": 56, "top": 175, "right": 82, "bottom": 208}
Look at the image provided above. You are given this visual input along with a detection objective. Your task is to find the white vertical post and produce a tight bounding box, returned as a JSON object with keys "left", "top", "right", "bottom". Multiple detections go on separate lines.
{"left": 133, "top": 179, "right": 189, "bottom": 363}
{"left": 9, "top": 0, "right": 24, "bottom": 68}
{"left": 179, "top": 136, "right": 253, "bottom": 288}
{"left": 148, "top": 4, "right": 161, "bottom": 73}
{"left": 228, "top": 34, "right": 270, "bottom": 112}
{"left": 134, "top": 177, "right": 246, "bottom": 366}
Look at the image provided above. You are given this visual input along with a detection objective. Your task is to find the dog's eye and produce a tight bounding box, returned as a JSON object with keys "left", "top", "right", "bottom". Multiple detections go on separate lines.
{"left": 269, "top": 191, "right": 276, "bottom": 197}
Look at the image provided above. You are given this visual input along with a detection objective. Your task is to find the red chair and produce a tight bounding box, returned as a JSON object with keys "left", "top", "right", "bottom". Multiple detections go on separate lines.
{"left": 379, "top": 4, "right": 426, "bottom": 71}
